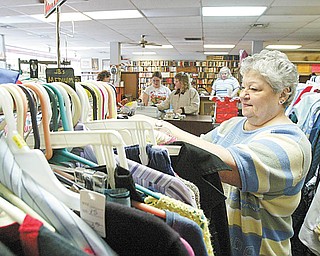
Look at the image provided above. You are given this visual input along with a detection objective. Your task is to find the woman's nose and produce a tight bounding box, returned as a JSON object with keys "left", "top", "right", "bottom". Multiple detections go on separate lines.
{"left": 239, "top": 89, "right": 249, "bottom": 98}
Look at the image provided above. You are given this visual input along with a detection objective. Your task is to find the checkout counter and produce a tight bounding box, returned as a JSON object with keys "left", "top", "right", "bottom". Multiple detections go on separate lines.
{"left": 165, "top": 115, "right": 214, "bottom": 136}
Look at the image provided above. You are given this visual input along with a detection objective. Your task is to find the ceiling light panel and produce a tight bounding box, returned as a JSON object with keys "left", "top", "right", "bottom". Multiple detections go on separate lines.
{"left": 266, "top": 45, "right": 302, "bottom": 49}
{"left": 202, "top": 7, "right": 267, "bottom": 16}
{"left": 84, "top": 10, "right": 143, "bottom": 20}
{"left": 204, "top": 44, "right": 235, "bottom": 48}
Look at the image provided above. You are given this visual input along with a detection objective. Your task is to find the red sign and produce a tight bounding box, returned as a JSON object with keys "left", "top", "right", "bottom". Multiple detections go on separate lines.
{"left": 312, "top": 64, "right": 320, "bottom": 73}
{"left": 44, "top": 0, "right": 67, "bottom": 18}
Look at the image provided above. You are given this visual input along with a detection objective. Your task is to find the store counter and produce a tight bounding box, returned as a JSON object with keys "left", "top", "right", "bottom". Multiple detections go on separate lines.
{"left": 165, "top": 115, "right": 214, "bottom": 136}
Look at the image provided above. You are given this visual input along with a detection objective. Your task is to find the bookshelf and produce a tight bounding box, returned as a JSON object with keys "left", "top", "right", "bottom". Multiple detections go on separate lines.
{"left": 121, "top": 56, "right": 240, "bottom": 95}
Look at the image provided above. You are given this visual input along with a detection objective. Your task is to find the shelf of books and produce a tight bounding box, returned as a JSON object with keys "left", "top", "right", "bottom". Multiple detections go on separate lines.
{"left": 121, "top": 56, "right": 240, "bottom": 93}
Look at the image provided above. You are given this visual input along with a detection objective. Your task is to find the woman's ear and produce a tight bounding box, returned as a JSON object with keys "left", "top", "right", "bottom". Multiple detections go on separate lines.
{"left": 279, "top": 87, "right": 291, "bottom": 103}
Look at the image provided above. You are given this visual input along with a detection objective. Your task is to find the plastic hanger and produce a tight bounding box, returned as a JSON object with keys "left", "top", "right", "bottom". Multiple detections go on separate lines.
{"left": 101, "top": 82, "right": 117, "bottom": 119}
{"left": 48, "top": 83, "right": 73, "bottom": 131}
{"left": 42, "top": 84, "right": 59, "bottom": 131}
{"left": 0, "top": 84, "right": 26, "bottom": 137}
{"left": 43, "top": 83, "right": 71, "bottom": 131}
{"left": 79, "top": 83, "right": 97, "bottom": 120}
{"left": 17, "top": 85, "right": 41, "bottom": 149}
{"left": 131, "top": 200, "right": 166, "bottom": 219}
{"left": 75, "top": 82, "right": 91, "bottom": 122}
{"left": 42, "top": 83, "right": 91, "bottom": 165}
{"left": 0, "top": 196, "right": 26, "bottom": 225}
{"left": 23, "top": 83, "right": 53, "bottom": 160}
{"left": 0, "top": 86, "right": 81, "bottom": 210}
{"left": 91, "top": 81, "right": 109, "bottom": 120}
{"left": 0, "top": 183, "right": 55, "bottom": 232}
{"left": 81, "top": 81, "right": 103, "bottom": 120}
{"left": 27, "top": 130, "right": 129, "bottom": 189}
{"left": 130, "top": 114, "right": 182, "bottom": 156}
{"left": 53, "top": 82, "right": 81, "bottom": 127}
{"left": 85, "top": 118, "right": 157, "bottom": 165}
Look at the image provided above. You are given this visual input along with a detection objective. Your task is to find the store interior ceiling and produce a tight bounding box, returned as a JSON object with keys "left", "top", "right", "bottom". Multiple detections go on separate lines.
{"left": 1, "top": 0, "right": 320, "bottom": 62}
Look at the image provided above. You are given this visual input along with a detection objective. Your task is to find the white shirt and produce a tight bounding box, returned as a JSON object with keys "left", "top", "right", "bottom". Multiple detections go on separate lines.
{"left": 143, "top": 85, "right": 171, "bottom": 106}
{"left": 211, "top": 77, "right": 240, "bottom": 97}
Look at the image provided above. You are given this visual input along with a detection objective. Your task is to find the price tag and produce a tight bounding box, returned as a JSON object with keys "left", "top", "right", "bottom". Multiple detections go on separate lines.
{"left": 80, "top": 190, "right": 106, "bottom": 238}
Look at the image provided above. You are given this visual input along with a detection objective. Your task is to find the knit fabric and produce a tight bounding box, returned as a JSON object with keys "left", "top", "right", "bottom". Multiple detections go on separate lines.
{"left": 145, "top": 195, "right": 214, "bottom": 256}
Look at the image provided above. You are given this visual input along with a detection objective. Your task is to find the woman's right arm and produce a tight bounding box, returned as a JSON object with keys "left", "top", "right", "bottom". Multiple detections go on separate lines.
{"left": 142, "top": 91, "right": 149, "bottom": 106}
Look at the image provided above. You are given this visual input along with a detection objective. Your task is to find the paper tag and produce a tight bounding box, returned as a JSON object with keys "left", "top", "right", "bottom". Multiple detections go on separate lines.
{"left": 12, "top": 134, "right": 27, "bottom": 149}
{"left": 80, "top": 190, "right": 106, "bottom": 238}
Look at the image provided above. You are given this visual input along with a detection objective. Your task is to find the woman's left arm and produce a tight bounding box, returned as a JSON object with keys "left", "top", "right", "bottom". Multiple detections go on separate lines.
{"left": 183, "top": 89, "right": 200, "bottom": 114}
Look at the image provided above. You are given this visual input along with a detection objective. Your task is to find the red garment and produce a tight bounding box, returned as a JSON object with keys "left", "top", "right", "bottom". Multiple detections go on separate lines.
{"left": 19, "top": 215, "right": 43, "bottom": 256}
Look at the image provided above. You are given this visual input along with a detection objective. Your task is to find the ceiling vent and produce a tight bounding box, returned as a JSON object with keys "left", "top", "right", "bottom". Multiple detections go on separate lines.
{"left": 250, "top": 23, "right": 269, "bottom": 28}
{"left": 184, "top": 37, "right": 202, "bottom": 41}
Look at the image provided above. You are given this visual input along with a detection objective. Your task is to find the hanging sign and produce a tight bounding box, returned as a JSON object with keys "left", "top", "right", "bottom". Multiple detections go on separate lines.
{"left": 46, "top": 67, "right": 75, "bottom": 89}
{"left": 44, "top": 0, "right": 67, "bottom": 18}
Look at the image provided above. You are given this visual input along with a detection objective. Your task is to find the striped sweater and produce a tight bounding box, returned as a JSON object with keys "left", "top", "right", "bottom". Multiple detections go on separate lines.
{"left": 202, "top": 117, "right": 311, "bottom": 256}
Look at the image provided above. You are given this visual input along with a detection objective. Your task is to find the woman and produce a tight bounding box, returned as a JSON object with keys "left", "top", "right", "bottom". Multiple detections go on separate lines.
{"left": 141, "top": 50, "right": 312, "bottom": 255}
{"left": 142, "top": 71, "right": 171, "bottom": 106}
{"left": 157, "top": 72, "right": 200, "bottom": 115}
{"left": 211, "top": 66, "right": 240, "bottom": 97}
{"left": 97, "top": 70, "right": 111, "bottom": 82}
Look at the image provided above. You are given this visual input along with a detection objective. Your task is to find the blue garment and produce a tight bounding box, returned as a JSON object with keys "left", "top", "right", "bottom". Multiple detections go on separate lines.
{"left": 124, "top": 144, "right": 175, "bottom": 176}
{"left": 165, "top": 210, "right": 208, "bottom": 256}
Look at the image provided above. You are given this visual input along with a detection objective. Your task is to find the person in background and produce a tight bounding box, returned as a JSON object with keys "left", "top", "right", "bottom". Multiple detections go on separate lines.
{"left": 142, "top": 50, "right": 311, "bottom": 255}
{"left": 97, "top": 70, "right": 111, "bottom": 82}
{"left": 142, "top": 71, "right": 171, "bottom": 106}
{"left": 157, "top": 72, "right": 200, "bottom": 115}
{"left": 97, "top": 69, "right": 117, "bottom": 96}
{"left": 211, "top": 66, "right": 240, "bottom": 97}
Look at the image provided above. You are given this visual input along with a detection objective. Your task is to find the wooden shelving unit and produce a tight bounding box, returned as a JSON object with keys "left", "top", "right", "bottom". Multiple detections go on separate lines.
{"left": 121, "top": 56, "right": 240, "bottom": 95}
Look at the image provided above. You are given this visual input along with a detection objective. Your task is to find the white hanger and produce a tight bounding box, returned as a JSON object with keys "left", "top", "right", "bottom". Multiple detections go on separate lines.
{"left": 0, "top": 196, "right": 26, "bottom": 225}
{"left": 0, "top": 87, "right": 80, "bottom": 210}
{"left": 52, "top": 82, "right": 82, "bottom": 128}
{"left": 26, "top": 129, "right": 129, "bottom": 190}
{"left": 0, "top": 84, "right": 26, "bottom": 137}
{"left": 84, "top": 118, "right": 157, "bottom": 165}
{"left": 75, "top": 82, "right": 91, "bottom": 122}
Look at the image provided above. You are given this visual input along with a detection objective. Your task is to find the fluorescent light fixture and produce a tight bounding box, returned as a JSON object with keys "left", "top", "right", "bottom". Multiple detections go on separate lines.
{"left": 132, "top": 52, "right": 156, "bottom": 55}
{"left": 204, "top": 44, "right": 235, "bottom": 49}
{"left": 84, "top": 10, "right": 142, "bottom": 20}
{"left": 266, "top": 45, "right": 302, "bottom": 50}
{"left": 202, "top": 6, "right": 267, "bottom": 16}
{"left": 145, "top": 45, "right": 173, "bottom": 49}
{"left": 204, "top": 51, "right": 229, "bottom": 55}
{"left": 31, "top": 13, "right": 91, "bottom": 22}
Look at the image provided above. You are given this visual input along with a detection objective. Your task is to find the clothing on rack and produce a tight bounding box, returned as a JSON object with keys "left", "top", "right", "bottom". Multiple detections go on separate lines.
{"left": 116, "top": 156, "right": 197, "bottom": 208}
{"left": 0, "top": 214, "right": 90, "bottom": 256}
{"left": 165, "top": 210, "right": 208, "bottom": 256}
{"left": 124, "top": 144, "right": 175, "bottom": 176}
{"left": 169, "top": 141, "right": 231, "bottom": 256}
{"left": 0, "top": 131, "right": 116, "bottom": 256}
{"left": 299, "top": 179, "right": 320, "bottom": 256}
{"left": 145, "top": 194, "right": 213, "bottom": 256}
{"left": 103, "top": 201, "right": 191, "bottom": 256}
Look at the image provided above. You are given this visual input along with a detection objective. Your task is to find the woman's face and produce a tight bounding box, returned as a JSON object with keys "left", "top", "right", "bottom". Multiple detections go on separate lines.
{"left": 103, "top": 76, "right": 110, "bottom": 82}
{"left": 220, "top": 72, "right": 228, "bottom": 80}
{"left": 174, "top": 78, "right": 182, "bottom": 90}
{"left": 240, "top": 70, "right": 283, "bottom": 127}
{"left": 152, "top": 77, "right": 161, "bottom": 88}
